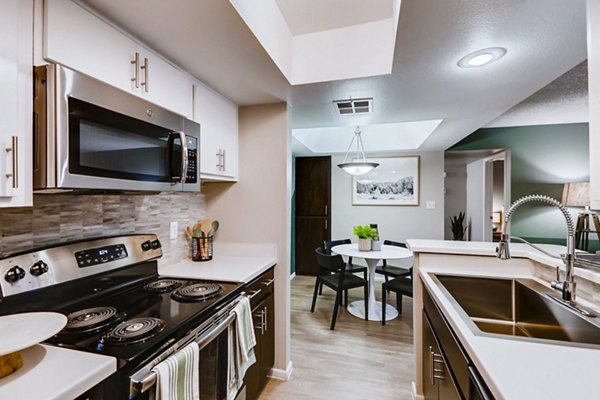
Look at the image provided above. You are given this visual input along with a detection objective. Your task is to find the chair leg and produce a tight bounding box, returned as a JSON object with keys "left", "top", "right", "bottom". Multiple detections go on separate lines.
{"left": 364, "top": 284, "right": 369, "bottom": 321}
{"left": 331, "top": 289, "right": 343, "bottom": 330}
{"left": 397, "top": 293, "right": 403, "bottom": 315}
{"left": 344, "top": 290, "right": 348, "bottom": 306}
{"left": 310, "top": 278, "right": 320, "bottom": 312}
{"left": 319, "top": 282, "right": 323, "bottom": 295}
{"left": 382, "top": 285, "right": 387, "bottom": 325}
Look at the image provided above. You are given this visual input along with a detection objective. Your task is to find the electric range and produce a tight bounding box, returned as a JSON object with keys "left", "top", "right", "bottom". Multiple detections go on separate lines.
{"left": 0, "top": 234, "right": 245, "bottom": 400}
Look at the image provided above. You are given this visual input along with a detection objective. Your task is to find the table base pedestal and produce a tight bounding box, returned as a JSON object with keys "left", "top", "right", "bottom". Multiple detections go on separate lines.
{"left": 347, "top": 300, "right": 399, "bottom": 322}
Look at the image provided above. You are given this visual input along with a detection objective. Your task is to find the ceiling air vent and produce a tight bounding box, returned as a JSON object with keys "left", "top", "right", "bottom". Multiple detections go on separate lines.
{"left": 333, "top": 98, "right": 373, "bottom": 115}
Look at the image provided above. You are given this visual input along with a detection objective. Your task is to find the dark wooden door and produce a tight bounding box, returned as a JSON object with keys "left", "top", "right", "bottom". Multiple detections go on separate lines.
{"left": 294, "top": 157, "right": 331, "bottom": 276}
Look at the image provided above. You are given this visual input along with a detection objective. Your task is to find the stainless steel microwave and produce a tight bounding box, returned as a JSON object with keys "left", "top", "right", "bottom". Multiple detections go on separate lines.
{"left": 33, "top": 64, "right": 200, "bottom": 192}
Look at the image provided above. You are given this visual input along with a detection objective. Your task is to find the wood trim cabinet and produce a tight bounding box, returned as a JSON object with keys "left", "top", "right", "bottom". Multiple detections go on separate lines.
{"left": 44, "top": 0, "right": 193, "bottom": 119}
{"left": 0, "top": 0, "right": 33, "bottom": 207}
{"left": 193, "top": 82, "right": 239, "bottom": 181}
{"left": 244, "top": 267, "right": 275, "bottom": 400}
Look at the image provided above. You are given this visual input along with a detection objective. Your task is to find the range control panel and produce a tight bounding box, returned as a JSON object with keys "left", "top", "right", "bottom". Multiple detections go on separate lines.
{"left": 75, "top": 244, "right": 128, "bottom": 267}
{"left": 0, "top": 234, "right": 162, "bottom": 298}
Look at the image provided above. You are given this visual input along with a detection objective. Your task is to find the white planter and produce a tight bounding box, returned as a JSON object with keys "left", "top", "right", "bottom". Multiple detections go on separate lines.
{"left": 358, "top": 238, "right": 372, "bottom": 251}
{"left": 371, "top": 240, "right": 382, "bottom": 251}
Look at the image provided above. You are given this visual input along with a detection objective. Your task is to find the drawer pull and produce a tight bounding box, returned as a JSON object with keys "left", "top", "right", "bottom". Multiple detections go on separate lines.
{"left": 261, "top": 279, "right": 274, "bottom": 287}
{"left": 248, "top": 289, "right": 261, "bottom": 300}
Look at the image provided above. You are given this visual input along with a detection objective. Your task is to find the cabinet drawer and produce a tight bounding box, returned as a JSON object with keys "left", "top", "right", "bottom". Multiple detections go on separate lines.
{"left": 246, "top": 267, "right": 274, "bottom": 309}
{"left": 423, "top": 289, "right": 470, "bottom": 398}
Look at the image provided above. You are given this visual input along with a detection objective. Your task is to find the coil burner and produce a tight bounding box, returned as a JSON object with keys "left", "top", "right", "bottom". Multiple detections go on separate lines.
{"left": 171, "top": 283, "right": 223, "bottom": 302}
{"left": 143, "top": 279, "right": 182, "bottom": 294}
{"left": 64, "top": 306, "right": 124, "bottom": 333}
{"left": 103, "top": 317, "right": 165, "bottom": 345}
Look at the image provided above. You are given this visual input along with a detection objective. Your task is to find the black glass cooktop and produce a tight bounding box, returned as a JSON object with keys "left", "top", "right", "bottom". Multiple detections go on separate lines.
{"left": 45, "top": 276, "right": 242, "bottom": 366}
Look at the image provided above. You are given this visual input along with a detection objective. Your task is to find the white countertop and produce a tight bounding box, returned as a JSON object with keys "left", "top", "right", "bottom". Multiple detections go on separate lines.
{"left": 0, "top": 344, "right": 116, "bottom": 400}
{"left": 159, "top": 242, "right": 277, "bottom": 283}
{"left": 410, "top": 239, "right": 600, "bottom": 400}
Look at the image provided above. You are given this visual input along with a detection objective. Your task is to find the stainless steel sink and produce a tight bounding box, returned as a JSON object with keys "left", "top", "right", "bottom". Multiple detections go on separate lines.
{"left": 432, "top": 274, "right": 600, "bottom": 347}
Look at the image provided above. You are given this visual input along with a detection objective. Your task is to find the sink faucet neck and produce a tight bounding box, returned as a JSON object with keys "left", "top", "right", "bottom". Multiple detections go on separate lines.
{"left": 497, "top": 194, "right": 576, "bottom": 303}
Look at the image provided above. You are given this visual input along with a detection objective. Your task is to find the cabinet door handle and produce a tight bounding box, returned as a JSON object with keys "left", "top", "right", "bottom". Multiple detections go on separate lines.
{"left": 429, "top": 346, "right": 434, "bottom": 385}
{"left": 432, "top": 352, "right": 446, "bottom": 381}
{"left": 216, "top": 150, "right": 221, "bottom": 170}
{"left": 254, "top": 310, "right": 264, "bottom": 335}
{"left": 263, "top": 307, "right": 267, "bottom": 332}
{"left": 222, "top": 149, "right": 226, "bottom": 171}
{"left": 6, "top": 136, "right": 18, "bottom": 189}
{"left": 325, "top": 205, "right": 328, "bottom": 216}
{"left": 131, "top": 52, "right": 140, "bottom": 88}
{"left": 140, "top": 57, "right": 149, "bottom": 92}
{"left": 325, "top": 220, "right": 328, "bottom": 230}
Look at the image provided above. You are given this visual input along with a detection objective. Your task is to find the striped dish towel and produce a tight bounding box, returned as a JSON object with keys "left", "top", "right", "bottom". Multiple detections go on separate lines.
{"left": 152, "top": 341, "right": 200, "bottom": 400}
{"left": 227, "top": 296, "right": 257, "bottom": 399}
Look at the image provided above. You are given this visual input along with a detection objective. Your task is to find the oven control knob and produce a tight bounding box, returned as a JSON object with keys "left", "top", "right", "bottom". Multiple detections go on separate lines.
{"left": 150, "top": 239, "right": 162, "bottom": 250}
{"left": 5, "top": 266, "right": 25, "bottom": 283}
{"left": 30, "top": 261, "right": 49, "bottom": 276}
{"left": 141, "top": 241, "right": 152, "bottom": 251}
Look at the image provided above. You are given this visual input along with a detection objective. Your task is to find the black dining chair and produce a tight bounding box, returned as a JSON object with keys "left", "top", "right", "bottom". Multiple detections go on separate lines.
{"left": 323, "top": 239, "right": 368, "bottom": 303}
{"left": 310, "top": 247, "right": 369, "bottom": 330}
{"left": 381, "top": 270, "right": 413, "bottom": 325}
{"left": 375, "top": 240, "right": 412, "bottom": 283}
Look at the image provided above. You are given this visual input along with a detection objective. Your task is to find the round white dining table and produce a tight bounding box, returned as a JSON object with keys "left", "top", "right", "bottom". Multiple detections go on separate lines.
{"left": 331, "top": 243, "right": 413, "bottom": 322}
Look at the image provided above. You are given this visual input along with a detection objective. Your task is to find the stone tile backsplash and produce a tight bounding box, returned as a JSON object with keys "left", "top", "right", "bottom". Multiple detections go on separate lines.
{"left": 0, "top": 192, "right": 205, "bottom": 265}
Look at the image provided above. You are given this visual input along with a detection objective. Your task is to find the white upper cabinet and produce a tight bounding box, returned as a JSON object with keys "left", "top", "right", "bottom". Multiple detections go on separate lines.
{"left": 193, "top": 83, "right": 239, "bottom": 181}
{"left": 0, "top": 0, "right": 33, "bottom": 207}
{"left": 588, "top": 0, "right": 600, "bottom": 209}
{"left": 44, "top": 0, "right": 192, "bottom": 119}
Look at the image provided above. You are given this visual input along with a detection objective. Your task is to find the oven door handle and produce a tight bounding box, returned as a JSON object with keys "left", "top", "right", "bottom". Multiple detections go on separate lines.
{"left": 132, "top": 311, "right": 236, "bottom": 394}
{"left": 167, "top": 131, "right": 188, "bottom": 184}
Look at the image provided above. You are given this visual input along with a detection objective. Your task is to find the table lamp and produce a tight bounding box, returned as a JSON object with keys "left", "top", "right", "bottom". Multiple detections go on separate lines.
{"left": 561, "top": 182, "right": 599, "bottom": 251}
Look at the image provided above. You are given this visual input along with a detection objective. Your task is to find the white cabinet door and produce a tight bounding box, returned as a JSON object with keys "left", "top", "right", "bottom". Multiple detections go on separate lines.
{"left": 588, "top": 0, "right": 600, "bottom": 209}
{"left": 139, "top": 50, "right": 193, "bottom": 119}
{"left": 44, "top": 0, "right": 138, "bottom": 94}
{"left": 0, "top": 0, "right": 33, "bottom": 206}
{"left": 44, "top": 0, "right": 192, "bottom": 118}
{"left": 193, "top": 83, "right": 239, "bottom": 181}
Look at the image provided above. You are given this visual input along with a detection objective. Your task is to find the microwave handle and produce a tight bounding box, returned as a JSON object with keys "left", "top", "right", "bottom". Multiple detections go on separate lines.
{"left": 168, "top": 131, "right": 188, "bottom": 184}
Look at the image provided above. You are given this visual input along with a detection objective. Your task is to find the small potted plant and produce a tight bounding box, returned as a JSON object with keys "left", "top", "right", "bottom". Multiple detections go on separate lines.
{"left": 353, "top": 225, "right": 378, "bottom": 251}
{"left": 449, "top": 212, "right": 466, "bottom": 241}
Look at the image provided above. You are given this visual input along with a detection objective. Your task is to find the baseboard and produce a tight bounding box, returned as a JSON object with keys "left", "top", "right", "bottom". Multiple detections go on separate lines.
{"left": 411, "top": 382, "right": 423, "bottom": 400}
{"left": 268, "top": 361, "right": 293, "bottom": 380}
{"left": 289, "top": 272, "right": 296, "bottom": 280}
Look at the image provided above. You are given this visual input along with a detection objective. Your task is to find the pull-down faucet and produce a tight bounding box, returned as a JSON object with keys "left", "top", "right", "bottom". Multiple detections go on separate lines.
{"left": 496, "top": 194, "right": 577, "bottom": 303}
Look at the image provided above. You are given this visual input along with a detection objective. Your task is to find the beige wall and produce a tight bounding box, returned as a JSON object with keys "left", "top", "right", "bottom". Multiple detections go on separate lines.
{"left": 204, "top": 103, "right": 291, "bottom": 375}
{"left": 332, "top": 151, "right": 445, "bottom": 248}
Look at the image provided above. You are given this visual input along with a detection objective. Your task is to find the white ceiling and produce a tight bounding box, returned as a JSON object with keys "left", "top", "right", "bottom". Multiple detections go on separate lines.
{"left": 486, "top": 61, "right": 589, "bottom": 128}
{"left": 81, "top": 0, "right": 588, "bottom": 152}
{"left": 274, "top": 0, "right": 393, "bottom": 35}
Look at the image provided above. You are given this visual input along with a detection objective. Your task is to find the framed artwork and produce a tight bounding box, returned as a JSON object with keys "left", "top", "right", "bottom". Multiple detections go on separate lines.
{"left": 352, "top": 156, "right": 420, "bottom": 206}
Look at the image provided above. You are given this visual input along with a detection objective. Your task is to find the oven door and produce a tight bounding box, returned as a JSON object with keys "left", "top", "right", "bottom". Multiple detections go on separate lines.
{"left": 130, "top": 300, "right": 245, "bottom": 400}
{"left": 48, "top": 65, "right": 200, "bottom": 192}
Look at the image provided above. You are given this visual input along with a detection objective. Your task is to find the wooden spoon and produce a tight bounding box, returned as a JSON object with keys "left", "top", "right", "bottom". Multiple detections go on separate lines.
{"left": 208, "top": 220, "right": 219, "bottom": 237}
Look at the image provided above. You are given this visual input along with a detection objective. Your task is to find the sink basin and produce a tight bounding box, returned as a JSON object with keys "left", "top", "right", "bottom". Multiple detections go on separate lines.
{"left": 432, "top": 274, "right": 600, "bottom": 347}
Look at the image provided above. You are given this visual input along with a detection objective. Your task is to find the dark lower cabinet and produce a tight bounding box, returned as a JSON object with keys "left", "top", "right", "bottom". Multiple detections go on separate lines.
{"left": 244, "top": 267, "right": 275, "bottom": 400}
{"left": 423, "top": 288, "right": 495, "bottom": 400}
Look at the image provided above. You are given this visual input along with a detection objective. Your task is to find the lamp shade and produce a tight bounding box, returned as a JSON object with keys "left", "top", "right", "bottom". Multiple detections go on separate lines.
{"left": 337, "top": 161, "right": 379, "bottom": 176}
{"left": 561, "top": 182, "right": 590, "bottom": 207}
{"left": 492, "top": 211, "right": 502, "bottom": 224}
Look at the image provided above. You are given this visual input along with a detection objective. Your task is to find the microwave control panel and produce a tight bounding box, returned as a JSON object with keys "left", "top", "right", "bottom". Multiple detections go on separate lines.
{"left": 186, "top": 148, "right": 197, "bottom": 183}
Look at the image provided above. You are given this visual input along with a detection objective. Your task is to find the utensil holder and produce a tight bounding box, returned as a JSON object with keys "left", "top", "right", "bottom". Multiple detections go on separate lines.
{"left": 192, "top": 236, "right": 213, "bottom": 262}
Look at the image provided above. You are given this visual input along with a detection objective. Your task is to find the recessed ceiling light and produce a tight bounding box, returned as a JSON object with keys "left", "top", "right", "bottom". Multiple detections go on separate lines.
{"left": 457, "top": 47, "right": 507, "bottom": 68}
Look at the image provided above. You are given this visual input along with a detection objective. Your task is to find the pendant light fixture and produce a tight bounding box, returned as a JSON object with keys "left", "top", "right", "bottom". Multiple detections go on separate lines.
{"left": 337, "top": 126, "right": 379, "bottom": 176}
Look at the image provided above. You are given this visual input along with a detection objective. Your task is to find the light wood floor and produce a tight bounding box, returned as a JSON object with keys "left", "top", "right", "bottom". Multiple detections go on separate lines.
{"left": 259, "top": 275, "right": 415, "bottom": 400}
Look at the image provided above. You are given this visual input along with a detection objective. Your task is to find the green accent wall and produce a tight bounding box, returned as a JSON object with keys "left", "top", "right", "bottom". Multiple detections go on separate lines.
{"left": 450, "top": 123, "right": 597, "bottom": 250}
